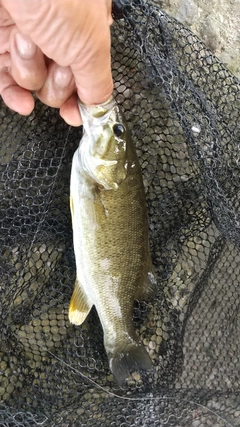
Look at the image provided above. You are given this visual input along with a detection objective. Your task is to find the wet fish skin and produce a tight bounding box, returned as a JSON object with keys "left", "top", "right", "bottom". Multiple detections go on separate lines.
{"left": 69, "top": 97, "right": 156, "bottom": 385}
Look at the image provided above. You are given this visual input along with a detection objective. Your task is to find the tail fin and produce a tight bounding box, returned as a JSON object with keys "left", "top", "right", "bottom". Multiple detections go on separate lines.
{"left": 108, "top": 343, "right": 152, "bottom": 386}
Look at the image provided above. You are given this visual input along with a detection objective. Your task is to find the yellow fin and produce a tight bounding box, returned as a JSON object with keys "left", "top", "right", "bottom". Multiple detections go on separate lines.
{"left": 70, "top": 195, "right": 74, "bottom": 217}
{"left": 68, "top": 278, "right": 92, "bottom": 325}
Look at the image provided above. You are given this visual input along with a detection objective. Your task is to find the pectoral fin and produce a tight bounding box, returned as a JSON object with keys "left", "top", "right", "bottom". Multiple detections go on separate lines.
{"left": 68, "top": 278, "right": 92, "bottom": 325}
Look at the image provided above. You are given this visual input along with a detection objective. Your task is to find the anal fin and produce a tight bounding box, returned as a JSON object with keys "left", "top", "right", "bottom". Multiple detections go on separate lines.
{"left": 68, "top": 278, "right": 92, "bottom": 325}
{"left": 136, "top": 262, "right": 157, "bottom": 302}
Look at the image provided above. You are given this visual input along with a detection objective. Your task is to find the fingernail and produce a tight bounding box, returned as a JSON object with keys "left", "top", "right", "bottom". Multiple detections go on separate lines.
{"left": 54, "top": 66, "right": 73, "bottom": 88}
{"left": 15, "top": 32, "right": 37, "bottom": 59}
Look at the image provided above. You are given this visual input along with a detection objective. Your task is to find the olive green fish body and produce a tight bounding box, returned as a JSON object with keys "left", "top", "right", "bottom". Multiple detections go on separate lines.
{"left": 69, "top": 98, "right": 155, "bottom": 384}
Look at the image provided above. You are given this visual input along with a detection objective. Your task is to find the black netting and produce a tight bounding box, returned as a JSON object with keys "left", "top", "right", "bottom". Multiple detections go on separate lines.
{"left": 1, "top": 0, "right": 240, "bottom": 425}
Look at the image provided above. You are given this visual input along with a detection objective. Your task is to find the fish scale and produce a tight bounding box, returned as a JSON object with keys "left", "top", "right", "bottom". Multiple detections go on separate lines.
{"left": 69, "top": 97, "right": 156, "bottom": 385}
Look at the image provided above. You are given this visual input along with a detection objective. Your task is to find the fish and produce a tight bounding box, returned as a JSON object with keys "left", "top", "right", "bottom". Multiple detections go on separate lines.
{"left": 68, "top": 96, "right": 156, "bottom": 385}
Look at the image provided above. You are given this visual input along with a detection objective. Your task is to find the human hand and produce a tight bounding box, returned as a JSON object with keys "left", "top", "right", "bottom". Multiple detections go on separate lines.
{"left": 0, "top": 0, "right": 113, "bottom": 126}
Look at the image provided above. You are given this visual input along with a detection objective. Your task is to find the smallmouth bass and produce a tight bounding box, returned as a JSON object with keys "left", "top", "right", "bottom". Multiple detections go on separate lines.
{"left": 69, "top": 96, "right": 156, "bottom": 385}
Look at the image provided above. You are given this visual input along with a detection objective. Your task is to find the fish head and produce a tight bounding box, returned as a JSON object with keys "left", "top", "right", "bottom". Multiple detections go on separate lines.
{"left": 78, "top": 98, "right": 129, "bottom": 190}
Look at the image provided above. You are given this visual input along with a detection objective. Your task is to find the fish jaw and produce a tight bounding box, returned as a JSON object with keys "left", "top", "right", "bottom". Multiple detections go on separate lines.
{"left": 78, "top": 139, "right": 120, "bottom": 190}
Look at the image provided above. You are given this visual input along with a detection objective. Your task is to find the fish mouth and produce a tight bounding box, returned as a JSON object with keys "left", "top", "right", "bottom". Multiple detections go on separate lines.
{"left": 78, "top": 96, "right": 117, "bottom": 123}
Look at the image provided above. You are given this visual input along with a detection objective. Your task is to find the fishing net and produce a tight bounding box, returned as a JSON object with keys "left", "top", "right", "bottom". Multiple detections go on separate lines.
{"left": 1, "top": 0, "right": 240, "bottom": 425}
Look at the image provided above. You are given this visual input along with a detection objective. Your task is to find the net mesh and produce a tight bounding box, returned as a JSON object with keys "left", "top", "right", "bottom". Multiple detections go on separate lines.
{"left": 1, "top": 0, "right": 240, "bottom": 425}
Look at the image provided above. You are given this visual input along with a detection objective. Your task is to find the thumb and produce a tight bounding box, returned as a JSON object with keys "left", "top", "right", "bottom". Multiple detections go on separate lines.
{"left": 71, "top": 0, "right": 114, "bottom": 104}
{"left": 72, "top": 33, "right": 113, "bottom": 105}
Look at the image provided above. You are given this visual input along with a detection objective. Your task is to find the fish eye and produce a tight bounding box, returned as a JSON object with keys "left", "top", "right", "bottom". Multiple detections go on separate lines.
{"left": 113, "top": 123, "right": 125, "bottom": 137}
